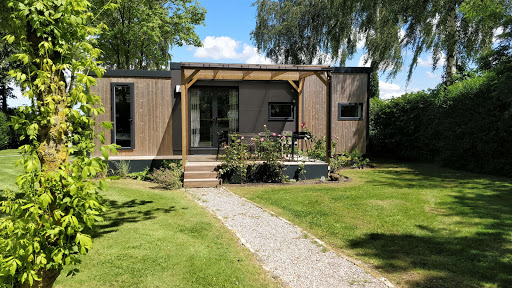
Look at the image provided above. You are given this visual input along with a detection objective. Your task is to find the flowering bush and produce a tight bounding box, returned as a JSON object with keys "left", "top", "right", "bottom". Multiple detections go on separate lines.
{"left": 220, "top": 133, "right": 250, "bottom": 183}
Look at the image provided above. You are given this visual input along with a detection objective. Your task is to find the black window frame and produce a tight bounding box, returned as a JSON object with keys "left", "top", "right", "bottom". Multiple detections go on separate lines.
{"left": 268, "top": 102, "right": 295, "bottom": 122}
{"left": 111, "top": 82, "right": 135, "bottom": 150}
{"left": 338, "top": 103, "right": 364, "bottom": 121}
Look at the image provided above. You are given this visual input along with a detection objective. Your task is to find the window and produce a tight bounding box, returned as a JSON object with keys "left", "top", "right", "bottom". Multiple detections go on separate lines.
{"left": 268, "top": 102, "right": 294, "bottom": 121}
{"left": 111, "top": 83, "right": 134, "bottom": 149}
{"left": 338, "top": 103, "right": 363, "bottom": 120}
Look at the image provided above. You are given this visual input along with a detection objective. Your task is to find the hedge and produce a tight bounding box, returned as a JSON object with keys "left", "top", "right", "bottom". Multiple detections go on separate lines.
{"left": 370, "top": 65, "right": 512, "bottom": 176}
{"left": 0, "top": 111, "right": 10, "bottom": 150}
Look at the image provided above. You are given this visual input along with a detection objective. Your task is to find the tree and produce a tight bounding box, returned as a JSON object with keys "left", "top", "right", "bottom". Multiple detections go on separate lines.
{"left": 252, "top": 0, "right": 508, "bottom": 85}
{"left": 91, "top": 0, "right": 206, "bottom": 70}
{"left": 0, "top": 1, "right": 19, "bottom": 111}
{"left": 0, "top": 0, "right": 116, "bottom": 286}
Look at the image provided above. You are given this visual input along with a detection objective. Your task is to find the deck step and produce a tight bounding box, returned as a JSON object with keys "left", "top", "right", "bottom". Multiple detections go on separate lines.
{"left": 184, "top": 171, "right": 218, "bottom": 179}
{"left": 183, "top": 178, "right": 220, "bottom": 188}
{"left": 184, "top": 163, "right": 219, "bottom": 172}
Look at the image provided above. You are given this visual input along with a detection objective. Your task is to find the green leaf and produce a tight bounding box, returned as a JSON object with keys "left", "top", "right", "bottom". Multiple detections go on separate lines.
{"left": 100, "top": 146, "right": 109, "bottom": 160}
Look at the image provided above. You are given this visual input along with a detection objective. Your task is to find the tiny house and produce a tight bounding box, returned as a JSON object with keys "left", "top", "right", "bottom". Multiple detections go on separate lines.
{"left": 91, "top": 62, "right": 370, "bottom": 184}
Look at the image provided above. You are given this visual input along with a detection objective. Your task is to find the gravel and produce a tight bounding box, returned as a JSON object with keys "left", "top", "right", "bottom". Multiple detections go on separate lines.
{"left": 187, "top": 187, "right": 392, "bottom": 288}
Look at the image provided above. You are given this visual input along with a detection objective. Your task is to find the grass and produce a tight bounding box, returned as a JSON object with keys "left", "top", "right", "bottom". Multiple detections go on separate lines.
{"left": 230, "top": 161, "right": 512, "bottom": 288}
{"left": 0, "top": 149, "right": 278, "bottom": 288}
{"left": 0, "top": 149, "right": 22, "bottom": 192}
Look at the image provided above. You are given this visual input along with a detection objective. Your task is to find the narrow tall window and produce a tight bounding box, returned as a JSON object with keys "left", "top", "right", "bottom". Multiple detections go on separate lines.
{"left": 111, "top": 83, "right": 134, "bottom": 149}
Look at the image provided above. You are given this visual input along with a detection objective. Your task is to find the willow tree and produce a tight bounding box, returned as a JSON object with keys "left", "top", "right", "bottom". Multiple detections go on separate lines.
{"left": 91, "top": 0, "right": 206, "bottom": 70}
{"left": 252, "top": 0, "right": 507, "bottom": 85}
{"left": 0, "top": 0, "right": 116, "bottom": 287}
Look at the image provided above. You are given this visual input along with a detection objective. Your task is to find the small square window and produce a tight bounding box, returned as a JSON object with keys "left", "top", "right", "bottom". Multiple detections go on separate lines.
{"left": 338, "top": 103, "right": 363, "bottom": 120}
{"left": 268, "top": 102, "right": 294, "bottom": 121}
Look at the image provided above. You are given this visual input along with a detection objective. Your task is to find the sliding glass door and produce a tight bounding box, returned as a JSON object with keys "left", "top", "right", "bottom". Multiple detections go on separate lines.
{"left": 190, "top": 87, "right": 238, "bottom": 148}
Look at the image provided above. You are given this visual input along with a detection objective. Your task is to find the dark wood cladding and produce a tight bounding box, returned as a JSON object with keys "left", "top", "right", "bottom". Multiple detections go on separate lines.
{"left": 330, "top": 73, "right": 368, "bottom": 154}
{"left": 303, "top": 73, "right": 368, "bottom": 154}
{"left": 303, "top": 76, "right": 327, "bottom": 137}
{"left": 91, "top": 77, "right": 173, "bottom": 157}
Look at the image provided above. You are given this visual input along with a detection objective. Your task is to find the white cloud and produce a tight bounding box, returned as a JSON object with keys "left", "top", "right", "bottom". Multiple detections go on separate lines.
{"left": 379, "top": 81, "right": 405, "bottom": 99}
{"left": 194, "top": 36, "right": 240, "bottom": 59}
{"left": 418, "top": 52, "right": 446, "bottom": 68}
{"left": 7, "top": 84, "right": 30, "bottom": 107}
{"left": 193, "top": 36, "right": 272, "bottom": 64}
{"left": 358, "top": 53, "right": 371, "bottom": 67}
{"left": 493, "top": 27, "right": 504, "bottom": 44}
{"left": 425, "top": 71, "right": 441, "bottom": 79}
{"left": 356, "top": 34, "right": 366, "bottom": 49}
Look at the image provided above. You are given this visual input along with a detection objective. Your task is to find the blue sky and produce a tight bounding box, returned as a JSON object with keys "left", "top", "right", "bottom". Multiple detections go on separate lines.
{"left": 169, "top": 0, "right": 446, "bottom": 99}
{"left": 10, "top": 0, "right": 446, "bottom": 106}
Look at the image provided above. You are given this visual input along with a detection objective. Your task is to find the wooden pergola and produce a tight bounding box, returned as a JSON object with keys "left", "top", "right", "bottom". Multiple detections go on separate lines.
{"left": 180, "top": 62, "right": 333, "bottom": 165}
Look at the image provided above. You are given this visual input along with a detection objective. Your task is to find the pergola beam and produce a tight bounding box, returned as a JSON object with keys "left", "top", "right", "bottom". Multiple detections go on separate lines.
{"left": 185, "top": 69, "right": 200, "bottom": 83}
{"left": 270, "top": 71, "right": 287, "bottom": 80}
{"left": 242, "top": 71, "right": 253, "bottom": 79}
{"left": 314, "top": 72, "right": 329, "bottom": 87}
{"left": 212, "top": 70, "right": 219, "bottom": 79}
{"left": 288, "top": 80, "right": 299, "bottom": 92}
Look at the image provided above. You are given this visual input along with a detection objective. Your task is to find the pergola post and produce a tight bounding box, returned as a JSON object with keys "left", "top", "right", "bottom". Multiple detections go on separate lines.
{"left": 325, "top": 72, "right": 331, "bottom": 161}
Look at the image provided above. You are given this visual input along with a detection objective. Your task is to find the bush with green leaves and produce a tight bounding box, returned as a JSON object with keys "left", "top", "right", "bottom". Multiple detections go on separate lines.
{"left": 150, "top": 162, "right": 183, "bottom": 189}
{"left": 257, "top": 126, "right": 286, "bottom": 183}
{"left": 0, "top": 111, "right": 10, "bottom": 150}
{"left": 128, "top": 167, "right": 150, "bottom": 181}
{"left": 370, "top": 59, "right": 512, "bottom": 176}
{"left": 330, "top": 149, "right": 369, "bottom": 172}
{"left": 220, "top": 133, "right": 250, "bottom": 183}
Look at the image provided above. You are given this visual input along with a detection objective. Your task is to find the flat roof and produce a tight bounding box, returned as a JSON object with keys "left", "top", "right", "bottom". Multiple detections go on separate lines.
{"left": 96, "top": 63, "right": 372, "bottom": 79}
{"left": 180, "top": 62, "right": 334, "bottom": 72}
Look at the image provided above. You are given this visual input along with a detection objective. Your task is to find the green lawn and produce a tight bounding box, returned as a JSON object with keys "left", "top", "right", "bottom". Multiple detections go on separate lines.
{"left": 230, "top": 161, "right": 512, "bottom": 288}
{"left": 0, "top": 149, "right": 22, "bottom": 192}
{"left": 0, "top": 149, "right": 278, "bottom": 288}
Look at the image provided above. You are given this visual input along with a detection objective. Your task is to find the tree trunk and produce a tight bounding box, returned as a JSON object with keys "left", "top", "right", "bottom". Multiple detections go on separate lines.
{"left": 446, "top": 1, "right": 458, "bottom": 83}
{"left": 0, "top": 83, "right": 6, "bottom": 112}
{"left": 36, "top": 72, "right": 69, "bottom": 173}
{"left": 20, "top": 269, "right": 61, "bottom": 288}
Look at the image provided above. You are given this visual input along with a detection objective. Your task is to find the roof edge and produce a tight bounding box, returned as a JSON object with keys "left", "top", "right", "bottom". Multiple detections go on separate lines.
{"left": 333, "top": 67, "right": 372, "bottom": 73}
{"left": 97, "top": 69, "right": 173, "bottom": 78}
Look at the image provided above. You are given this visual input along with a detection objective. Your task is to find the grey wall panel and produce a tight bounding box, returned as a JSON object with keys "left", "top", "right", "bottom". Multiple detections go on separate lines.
{"left": 239, "top": 81, "right": 297, "bottom": 134}
{"left": 172, "top": 80, "right": 298, "bottom": 154}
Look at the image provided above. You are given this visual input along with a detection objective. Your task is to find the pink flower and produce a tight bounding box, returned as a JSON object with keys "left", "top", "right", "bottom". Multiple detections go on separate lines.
{"left": 260, "top": 138, "right": 264, "bottom": 142}
{"left": 250, "top": 137, "right": 255, "bottom": 141}
{"left": 301, "top": 122, "right": 306, "bottom": 128}
{"left": 272, "top": 133, "right": 276, "bottom": 136}
{"left": 278, "top": 134, "right": 281, "bottom": 136}
{"left": 334, "top": 134, "right": 339, "bottom": 140}
{"left": 241, "top": 136, "right": 244, "bottom": 140}
{"left": 263, "top": 124, "right": 267, "bottom": 128}
{"left": 281, "top": 135, "right": 286, "bottom": 140}
{"left": 223, "top": 144, "right": 228, "bottom": 149}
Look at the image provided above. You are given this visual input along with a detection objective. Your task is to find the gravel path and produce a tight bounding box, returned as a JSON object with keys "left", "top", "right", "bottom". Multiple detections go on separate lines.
{"left": 187, "top": 187, "right": 392, "bottom": 288}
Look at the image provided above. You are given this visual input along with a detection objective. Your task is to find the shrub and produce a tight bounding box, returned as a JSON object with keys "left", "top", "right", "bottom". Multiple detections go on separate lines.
{"left": 128, "top": 167, "right": 150, "bottom": 181}
{"left": 220, "top": 133, "right": 250, "bottom": 183}
{"left": 111, "top": 160, "right": 131, "bottom": 178}
{"left": 0, "top": 111, "right": 10, "bottom": 150}
{"left": 330, "top": 149, "right": 369, "bottom": 172}
{"left": 150, "top": 162, "right": 183, "bottom": 189}
{"left": 370, "top": 65, "right": 512, "bottom": 176}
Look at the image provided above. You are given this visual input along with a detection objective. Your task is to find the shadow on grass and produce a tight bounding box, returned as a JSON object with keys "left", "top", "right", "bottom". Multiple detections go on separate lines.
{"left": 91, "top": 199, "right": 178, "bottom": 238}
{"left": 349, "top": 164, "right": 512, "bottom": 287}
